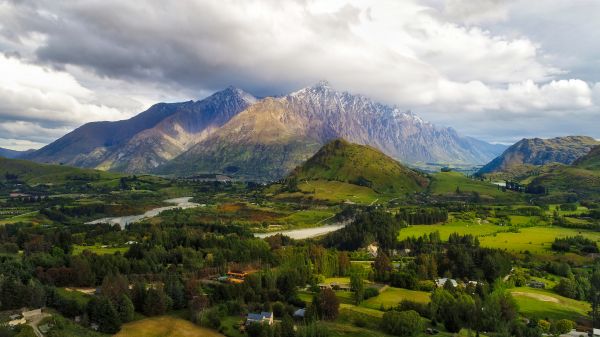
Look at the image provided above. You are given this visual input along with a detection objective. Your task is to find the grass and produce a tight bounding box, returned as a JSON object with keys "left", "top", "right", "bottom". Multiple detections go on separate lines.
{"left": 289, "top": 139, "right": 429, "bottom": 195}
{"left": 277, "top": 180, "right": 383, "bottom": 204}
{"left": 398, "top": 219, "right": 501, "bottom": 241}
{"left": 361, "top": 287, "right": 430, "bottom": 310}
{"left": 114, "top": 316, "right": 226, "bottom": 337}
{"left": 72, "top": 244, "right": 129, "bottom": 255}
{"left": 429, "top": 172, "right": 521, "bottom": 201}
{"left": 479, "top": 226, "right": 600, "bottom": 254}
{"left": 56, "top": 288, "right": 93, "bottom": 306}
{"left": 0, "top": 157, "right": 120, "bottom": 185}
{"left": 510, "top": 287, "right": 591, "bottom": 321}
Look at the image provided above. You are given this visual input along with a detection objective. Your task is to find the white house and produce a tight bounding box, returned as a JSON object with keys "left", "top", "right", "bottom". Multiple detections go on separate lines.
{"left": 435, "top": 278, "right": 458, "bottom": 288}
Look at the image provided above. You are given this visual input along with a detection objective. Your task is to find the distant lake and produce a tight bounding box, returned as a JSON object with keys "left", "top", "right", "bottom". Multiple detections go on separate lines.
{"left": 86, "top": 197, "right": 201, "bottom": 229}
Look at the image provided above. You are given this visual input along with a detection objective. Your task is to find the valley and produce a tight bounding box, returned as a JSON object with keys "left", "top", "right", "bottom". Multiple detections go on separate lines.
{"left": 1, "top": 138, "right": 599, "bottom": 337}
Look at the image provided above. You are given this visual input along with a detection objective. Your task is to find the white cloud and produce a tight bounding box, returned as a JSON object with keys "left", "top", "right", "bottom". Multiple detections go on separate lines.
{"left": 0, "top": 0, "right": 598, "bottom": 147}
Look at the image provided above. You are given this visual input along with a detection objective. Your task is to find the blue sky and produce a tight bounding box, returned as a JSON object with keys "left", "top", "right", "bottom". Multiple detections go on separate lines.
{"left": 0, "top": 0, "right": 599, "bottom": 149}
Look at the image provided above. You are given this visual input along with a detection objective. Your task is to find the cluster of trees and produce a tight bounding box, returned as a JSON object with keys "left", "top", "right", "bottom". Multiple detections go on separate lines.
{"left": 399, "top": 232, "right": 512, "bottom": 283}
{"left": 395, "top": 208, "right": 448, "bottom": 225}
{"left": 323, "top": 208, "right": 402, "bottom": 251}
{"left": 552, "top": 235, "right": 599, "bottom": 254}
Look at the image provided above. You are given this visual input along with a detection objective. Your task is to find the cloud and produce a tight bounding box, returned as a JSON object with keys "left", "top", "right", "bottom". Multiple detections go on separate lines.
{"left": 0, "top": 0, "right": 598, "bottom": 148}
{"left": 442, "top": 0, "right": 514, "bottom": 24}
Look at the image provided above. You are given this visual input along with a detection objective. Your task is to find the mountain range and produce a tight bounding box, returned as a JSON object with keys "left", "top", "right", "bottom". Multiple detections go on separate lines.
{"left": 24, "top": 81, "right": 506, "bottom": 180}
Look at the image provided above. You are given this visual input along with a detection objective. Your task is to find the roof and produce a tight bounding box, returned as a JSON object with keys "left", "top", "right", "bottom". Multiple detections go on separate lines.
{"left": 247, "top": 312, "right": 273, "bottom": 321}
{"left": 293, "top": 308, "right": 306, "bottom": 317}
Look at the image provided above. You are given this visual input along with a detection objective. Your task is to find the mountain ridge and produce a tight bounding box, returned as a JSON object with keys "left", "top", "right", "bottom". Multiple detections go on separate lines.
{"left": 25, "top": 82, "right": 505, "bottom": 180}
{"left": 157, "top": 82, "right": 505, "bottom": 180}
{"left": 478, "top": 136, "right": 599, "bottom": 175}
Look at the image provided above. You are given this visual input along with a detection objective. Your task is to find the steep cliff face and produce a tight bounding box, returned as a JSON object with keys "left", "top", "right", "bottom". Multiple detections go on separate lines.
{"left": 478, "top": 136, "right": 599, "bottom": 174}
{"left": 160, "top": 82, "right": 504, "bottom": 180}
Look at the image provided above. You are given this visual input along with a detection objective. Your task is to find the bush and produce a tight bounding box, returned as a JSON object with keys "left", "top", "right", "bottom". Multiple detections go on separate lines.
{"left": 381, "top": 310, "right": 423, "bottom": 337}
{"left": 364, "top": 287, "right": 379, "bottom": 300}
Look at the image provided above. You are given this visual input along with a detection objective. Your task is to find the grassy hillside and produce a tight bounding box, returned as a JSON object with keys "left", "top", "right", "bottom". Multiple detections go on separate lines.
{"left": 573, "top": 145, "right": 600, "bottom": 170}
{"left": 287, "top": 139, "right": 429, "bottom": 194}
{"left": 429, "top": 171, "right": 522, "bottom": 201}
{"left": 0, "top": 156, "right": 120, "bottom": 184}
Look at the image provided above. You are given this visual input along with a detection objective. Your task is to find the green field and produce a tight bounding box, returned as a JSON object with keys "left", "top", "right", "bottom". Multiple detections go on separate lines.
{"left": 277, "top": 180, "right": 383, "bottom": 204}
{"left": 114, "top": 316, "right": 225, "bottom": 337}
{"left": 479, "top": 226, "right": 600, "bottom": 254}
{"left": 429, "top": 172, "right": 521, "bottom": 200}
{"left": 510, "top": 287, "right": 591, "bottom": 321}
{"left": 361, "top": 287, "right": 430, "bottom": 310}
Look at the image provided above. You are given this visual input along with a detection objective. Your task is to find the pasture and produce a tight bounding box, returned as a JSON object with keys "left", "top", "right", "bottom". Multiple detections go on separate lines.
{"left": 510, "top": 287, "right": 591, "bottom": 321}
{"left": 114, "top": 316, "right": 225, "bottom": 337}
{"left": 361, "top": 287, "right": 431, "bottom": 310}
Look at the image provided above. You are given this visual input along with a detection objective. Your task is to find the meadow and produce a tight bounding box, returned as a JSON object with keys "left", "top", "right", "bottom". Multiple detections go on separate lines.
{"left": 114, "top": 316, "right": 226, "bottom": 337}
{"left": 509, "top": 287, "right": 591, "bottom": 322}
{"left": 361, "top": 287, "right": 431, "bottom": 310}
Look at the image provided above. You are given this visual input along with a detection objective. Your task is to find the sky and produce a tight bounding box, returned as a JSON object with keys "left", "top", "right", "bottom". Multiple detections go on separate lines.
{"left": 1, "top": 0, "right": 599, "bottom": 150}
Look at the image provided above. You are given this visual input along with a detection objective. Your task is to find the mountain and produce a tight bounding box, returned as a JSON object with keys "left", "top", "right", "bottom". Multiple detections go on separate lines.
{"left": 0, "top": 147, "right": 31, "bottom": 159}
{"left": 478, "top": 136, "right": 599, "bottom": 175}
{"left": 573, "top": 145, "right": 600, "bottom": 170}
{"left": 287, "top": 139, "right": 429, "bottom": 194}
{"left": 157, "top": 81, "right": 505, "bottom": 180}
{"left": 524, "top": 144, "right": 600, "bottom": 201}
{"left": 24, "top": 87, "right": 256, "bottom": 172}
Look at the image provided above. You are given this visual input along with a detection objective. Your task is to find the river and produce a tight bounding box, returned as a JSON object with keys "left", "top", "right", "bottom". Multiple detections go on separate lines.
{"left": 254, "top": 220, "right": 350, "bottom": 240}
{"left": 85, "top": 197, "right": 201, "bottom": 229}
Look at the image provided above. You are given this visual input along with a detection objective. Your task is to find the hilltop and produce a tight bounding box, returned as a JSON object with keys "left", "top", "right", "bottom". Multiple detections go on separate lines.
{"left": 0, "top": 156, "right": 120, "bottom": 185}
{"left": 478, "top": 136, "right": 598, "bottom": 177}
{"left": 286, "top": 139, "right": 429, "bottom": 194}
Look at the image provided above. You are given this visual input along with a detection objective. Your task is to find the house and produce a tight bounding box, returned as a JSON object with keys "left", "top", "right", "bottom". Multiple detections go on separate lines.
{"left": 293, "top": 308, "right": 306, "bottom": 319}
{"left": 246, "top": 312, "right": 273, "bottom": 326}
{"left": 529, "top": 281, "right": 546, "bottom": 289}
{"left": 367, "top": 243, "right": 379, "bottom": 257}
{"left": 317, "top": 283, "right": 331, "bottom": 290}
{"left": 435, "top": 278, "right": 458, "bottom": 288}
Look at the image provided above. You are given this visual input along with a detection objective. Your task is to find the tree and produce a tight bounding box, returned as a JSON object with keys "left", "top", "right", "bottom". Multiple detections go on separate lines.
{"left": 554, "top": 278, "right": 577, "bottom": 299}
{"left": 281, "top": 314, "right": 296, "bottom": 337}
{"left": 86, "top": 296, "right": 121, "bottom": 334}
{"left": 591, "top": 270, "right": 600, "bottom": 329}
{"left": 164, "top": 274, "right": 186, "bottom": 309}
{"left": 143, "top": 287, "right": 170, "bottom": 316}
{"left": 374, "top": 252, "right": 392, "bottom": 282}
{"left": 101, "top": 273, "right": 129, "bottom": 303}
{"left": 381, "top": 310, "right": 423, "bottom": 337}
{"left": 313, "top": 288, "right": 339, "bottom": 320}
{"left": 115, "top": 294, "right": 135, "bottom": 323}
{"left": 338, "top": 251, "right": 351, "bottom": 276}
{"left": 350, "top": 274, "right": 364, "bottom": 304}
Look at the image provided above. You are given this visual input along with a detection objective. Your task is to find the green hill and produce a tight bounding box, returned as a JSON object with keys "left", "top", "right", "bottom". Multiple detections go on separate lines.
{"left": 0, "top": 157, "right": 120, "bottom": 185}
{"left": 527, "top": 146, "right": 600, "bottom": 200}
{"left": 573, "top": 145, "right": 600, "bottom": 170}
{"left": 286, "top": 139, "right": 429, "bottom": 194}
